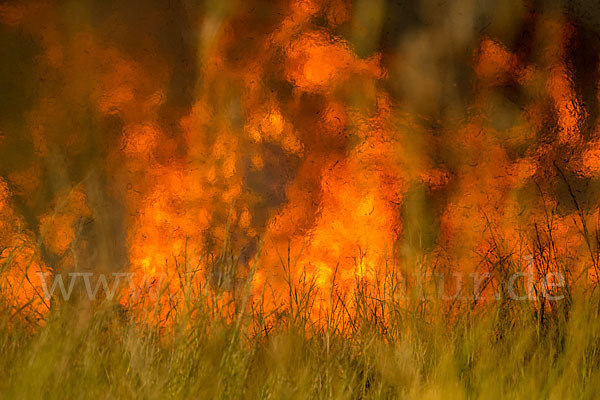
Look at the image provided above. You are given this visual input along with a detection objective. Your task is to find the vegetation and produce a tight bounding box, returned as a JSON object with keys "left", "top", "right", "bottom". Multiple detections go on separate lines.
{"left": 0, "top": 243, "right": 599, "bottom": 399}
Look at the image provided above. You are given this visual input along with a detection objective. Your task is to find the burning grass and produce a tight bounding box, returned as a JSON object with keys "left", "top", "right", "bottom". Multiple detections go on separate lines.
{"left": 3, "top": 0, "right": 600, "bottom": 397}
{"left": 0, "top": 239, "right": 599, "bottom": 399}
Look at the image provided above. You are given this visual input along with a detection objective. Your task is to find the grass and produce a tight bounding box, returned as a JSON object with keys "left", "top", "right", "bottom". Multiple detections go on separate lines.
{"left": 1, "top": 239, "right": 600, "bottom": 399}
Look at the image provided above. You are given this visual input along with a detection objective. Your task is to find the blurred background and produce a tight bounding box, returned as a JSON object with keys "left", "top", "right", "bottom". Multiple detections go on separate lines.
{"left": 1, "top": 0, "right": 600, "bottom": 316}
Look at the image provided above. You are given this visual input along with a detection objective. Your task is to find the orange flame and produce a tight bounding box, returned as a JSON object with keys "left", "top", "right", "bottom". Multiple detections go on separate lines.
{"left": 0, "top": 1, "right": 599, "bottom": 325}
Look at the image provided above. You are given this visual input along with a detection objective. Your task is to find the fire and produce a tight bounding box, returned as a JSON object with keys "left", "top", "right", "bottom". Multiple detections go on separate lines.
{"left": 1, "top": 1, "right": 600, "bottom": 326}
{"left": 285, "top": 30, "right": 384, "bottom": 91}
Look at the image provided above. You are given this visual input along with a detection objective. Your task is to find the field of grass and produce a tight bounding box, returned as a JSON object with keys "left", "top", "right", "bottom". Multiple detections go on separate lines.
{"left": 1, "top": 246, "right": 599, "bottom": 400}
